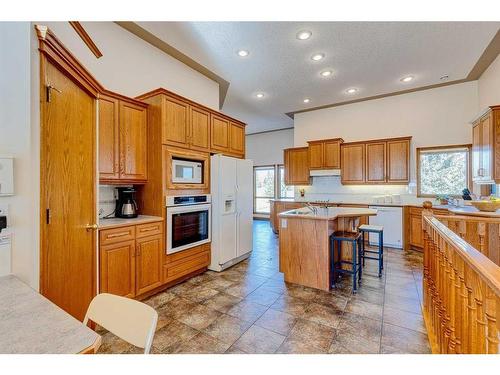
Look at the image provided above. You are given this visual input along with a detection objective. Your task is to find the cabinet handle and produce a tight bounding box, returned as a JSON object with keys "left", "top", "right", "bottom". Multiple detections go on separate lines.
{"left": 140, "top": 227, "right": 156, "bottom": 232}
{"left": 107, "top": 231, "right": 130, "bottom": 239}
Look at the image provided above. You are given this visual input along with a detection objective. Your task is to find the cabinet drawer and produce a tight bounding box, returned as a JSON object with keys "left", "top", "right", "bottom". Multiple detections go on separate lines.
{"left": 432, "top": 209, "right": 449, "bottom": 216}
{"left": 100, "top": 226, "right": 136, "bottom": 246}
{"left": 409, "top": 207, "right": 423, "bottom": 216}
{"left": 136, "top": 221, "right": 163, "bottom": 239}
{"left": 163, "top": 250, "right": 210, "bottom": 282}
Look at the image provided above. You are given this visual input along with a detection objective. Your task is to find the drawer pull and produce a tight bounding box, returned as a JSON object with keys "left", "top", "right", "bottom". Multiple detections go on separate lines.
{"left": 107, "top": 231, "right": 130, "bottom": 239}
{"left": 140, "top": 227, "right": 157, "bottom": 232}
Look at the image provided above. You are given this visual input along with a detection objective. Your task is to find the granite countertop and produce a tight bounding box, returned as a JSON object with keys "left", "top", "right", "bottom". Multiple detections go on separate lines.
{"left": 448, "top": 206, "right": 500, "bottom": 218}
{"left": 99, "top": 215, "right": 164, "bottom": 230}
{"left": 270, "top": 198, "right": 454, "bottom": 209}
{"left": 279, "top": 207, "right": 378, "bottom": 221}
{"left": 0, "top": 275, "right": 100, "bottom": 354}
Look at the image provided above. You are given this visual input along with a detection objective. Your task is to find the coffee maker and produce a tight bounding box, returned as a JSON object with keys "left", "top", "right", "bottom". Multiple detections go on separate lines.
{"left": 115, "top": 187, "right": 138, "bottom": 218}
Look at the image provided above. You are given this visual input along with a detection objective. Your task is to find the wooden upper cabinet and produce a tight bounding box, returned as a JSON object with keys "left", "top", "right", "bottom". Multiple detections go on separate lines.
{"left": 386, "top": 138, "right": 410, "bottom": 183}
{"left": 99, "top": 92, "right": 148, "bottom": 184}
{"left": 98, "top": 95, "right": 120, "bottom": 180}
{"left": 189, "top": 106, "right": 210, "bottom": 152}
{"left": 119, "top": 101, "right": 148, "bottom": 182}
{"left": 341, "top": 143, "right": 365, "bottom": 184}
{"left": 211, "top": 114, "right": 230, "bottom": 152}
{"left": 229, "top": 122, "right": 245, "bottom": 156}
{"left": 471, "top": 107, "right": 500, "bottom": 183}
{"left": 135, "top": 234, "right": 163, "bottom": 296}
{"left": 308, "top": 138, "right": 343, "bottom": 169}
{"left": 365, "top": 142, "right": 386, "bottom": 183}
{"left": 163, "top": 96, "right": 189, "bottom": 147}
{"left": 284, "top": 147, "right": 310, "bottom": 185}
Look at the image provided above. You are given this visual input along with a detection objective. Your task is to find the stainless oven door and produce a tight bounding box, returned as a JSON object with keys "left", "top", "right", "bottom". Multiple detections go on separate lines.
{"left": 166, "top": 203, "right": 211, "bottom": 254}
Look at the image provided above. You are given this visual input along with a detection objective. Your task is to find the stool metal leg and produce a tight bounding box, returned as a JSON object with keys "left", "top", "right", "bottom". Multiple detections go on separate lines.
{"left": 378, "top": 231, "right": 383, "bottom": 277}
{"left": 330, "top": 236, "right": 335, "bottom": 288}
{"left": 362, "top": 231, "right": 366, "bottom": 267}
{"left": 358, "top": 236, "right": 362, "bottom": 282}
{"left": 381, "top": 231, "right": 384, "bottom": 271}
{"left": 352, "top": 240, "right": 357, "bottom": 293}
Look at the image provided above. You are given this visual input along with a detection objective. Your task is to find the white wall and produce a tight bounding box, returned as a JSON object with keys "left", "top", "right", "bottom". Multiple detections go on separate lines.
{"left": 246, "top": 128, "right": 294, "bottom": 166}
{"left": 478, "top": 54, "right": 500, "bottom": 110}
{"left": 42, "top": 22, "right": 220, "bottom": 109}
{"left": 0, "top": 22, "right": 39, "bottom": 288}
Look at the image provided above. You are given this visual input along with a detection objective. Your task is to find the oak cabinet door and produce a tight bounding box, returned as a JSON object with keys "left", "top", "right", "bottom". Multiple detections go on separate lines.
{"left": 341, "top": 144, "right": 365, "bottom": 184}
{"left": 229, "top": 122, "right": 245, "bottom": 156}
{"left": 308, "top": 142, "right": 324, "bottom": 169}
{"left": 98, "top": 96, "right": 120, "bottom": 180}
{"left": 323, "top": 140, "right": 341, "bottom": 169}
{"left": 387, "top": 139, "right": 410, "bottom": 183}
{"left": 119, "top": 101, "right": 148, "bottom": 181}
{"left": 163, "top": 96, "right": 189, "bottom": 147}
{"left": 100, "top": 239, "right": 136, "bottom": 298}
{"left": 409, "top": 215, "right": 423, "bottom": 248}
{"left": 284, "top": 148, "right": 310, "bottom": 185}
{"left": 365, "top": 142, "right": 386, "bottom": 183}
{"left": 211, "top": 114, "right": 230, "bottom": 152}
{"left": 481, "top": 115, "right": 493, "bottom": 181}
{"left": 135, "top": 234, "right": 163, "bottom": 295}
{"left": 472, "top": 123, "right": 482, "bottom": 181}
{"left": 189, "top": 106, "right": 210, "bottom": 152}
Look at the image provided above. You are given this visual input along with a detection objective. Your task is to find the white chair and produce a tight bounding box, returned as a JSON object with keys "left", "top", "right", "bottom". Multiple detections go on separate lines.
{"left": 84, "top": 293, "right": 158, "bottom": 354}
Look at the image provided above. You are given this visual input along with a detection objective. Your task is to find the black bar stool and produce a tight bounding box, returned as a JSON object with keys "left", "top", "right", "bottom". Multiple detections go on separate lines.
{"left": 330, "top": 231, "right": 362, "bottom": 293}
{"left": 359, "top": 224, "right": 384, "bottom": 277}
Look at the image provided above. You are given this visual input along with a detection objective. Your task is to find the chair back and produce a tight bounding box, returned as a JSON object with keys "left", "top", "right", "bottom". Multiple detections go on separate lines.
{"left": 84, "top": 293, "right": 158, "bottom": 354}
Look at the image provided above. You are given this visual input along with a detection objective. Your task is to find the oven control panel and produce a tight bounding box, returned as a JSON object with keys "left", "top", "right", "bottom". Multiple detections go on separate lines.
{"left": 166, "top": 194, "right": 211, "bottom": 207}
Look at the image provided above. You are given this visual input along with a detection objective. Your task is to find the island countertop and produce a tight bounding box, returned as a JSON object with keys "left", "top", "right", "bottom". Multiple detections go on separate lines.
{"left": 279, "top": 207, "right": 378, "bottom": 220}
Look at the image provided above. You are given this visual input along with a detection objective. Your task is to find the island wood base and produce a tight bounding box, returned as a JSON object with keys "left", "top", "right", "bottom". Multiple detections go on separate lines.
{"left": 278, "top": 216, "right": 361, "bottom": 291}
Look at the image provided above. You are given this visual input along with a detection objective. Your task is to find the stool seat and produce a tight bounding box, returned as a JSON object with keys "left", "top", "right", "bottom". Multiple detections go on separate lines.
{"left": 332, "top": 231, "right": 362, "bottom": 241}
{"left": 358, "top": 224, "right": 383, "bottom": 232}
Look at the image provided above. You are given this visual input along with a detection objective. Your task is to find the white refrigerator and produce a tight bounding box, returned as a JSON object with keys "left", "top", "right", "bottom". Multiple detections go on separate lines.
{"left": 209, "top": 154, "right": 253, "bottom": 271}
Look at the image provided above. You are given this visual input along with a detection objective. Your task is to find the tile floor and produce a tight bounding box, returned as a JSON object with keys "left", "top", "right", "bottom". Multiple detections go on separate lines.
{"left": 98, "top": 220, "right": 430, "bottom": 354}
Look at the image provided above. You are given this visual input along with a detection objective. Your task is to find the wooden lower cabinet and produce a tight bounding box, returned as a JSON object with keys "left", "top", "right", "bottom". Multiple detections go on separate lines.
{"left": 99, "top": 221, "right": 163, "bottom": 298}
{"left": 270, "top": 201, "right": 308, "bottom": 233}
{"left": 163, "top": 243, "right": 211, "bottom": 283}
{"left": 407, "top": 207, "right": 449, "bottom": 250}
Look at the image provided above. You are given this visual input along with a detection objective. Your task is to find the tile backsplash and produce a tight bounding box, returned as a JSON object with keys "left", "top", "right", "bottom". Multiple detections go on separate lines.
{"left": 98, "top": 185, "right": 137, "bottom": 218}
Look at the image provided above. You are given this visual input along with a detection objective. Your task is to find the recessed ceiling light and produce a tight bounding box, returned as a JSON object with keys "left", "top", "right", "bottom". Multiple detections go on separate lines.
{"left": 320, "top": 70, "right": 333, "bottom": 77}
{"left": 296, "top": 30, "right": 312, "bottom": 40}
{"left": 400, "top": 75, "right": 414, "bottom": 83}
{"left": 311, "top": 53, "right": 325, "bottom": 61}
{"left": 440, "top": 75, "right": 449, "bottom": 81}
{"left": 303, "top": 98, "right": 311, "bottom": 103}
{"left": 255, "top": 93, "right": 265, "bottom": 99}
{"left": 345, "top": 88, "right": 358, "bottom": 94}
{"left": 237, "top": 50, "right": 249, "bottom": 57}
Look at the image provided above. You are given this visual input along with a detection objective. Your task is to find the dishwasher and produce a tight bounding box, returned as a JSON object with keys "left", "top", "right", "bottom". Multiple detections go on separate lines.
{"left": 368, "top": 206, "right": 403, "bottom": 249}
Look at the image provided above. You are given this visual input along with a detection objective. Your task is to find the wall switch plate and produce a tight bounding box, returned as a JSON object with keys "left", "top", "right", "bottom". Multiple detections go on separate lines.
{"left": 281, "top": 219, "right": 287, "bottom": 228}
{"left": 0, "top": 204, "right": 9, "bottom": 216}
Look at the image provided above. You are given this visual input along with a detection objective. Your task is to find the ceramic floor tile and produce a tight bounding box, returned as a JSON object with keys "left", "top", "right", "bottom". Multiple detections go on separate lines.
{"left": 226, "top": 300, "right": 269, "bottom": 323}
{"left": 302, "top": 302, "right": 344, "bottom": 328}
{"left": 254, "top": 308, "right": 297, "bottom": 335}
{"left": 381, "top": 323, "right": 431, "bottom": 354}
{"left": 152, "top": 320, "right": 199, "bottom": 352}
{"left": 233, "top": 325, "right": 286, "bottom": 354}
{"left": 383, "top": 306, "right": 426, "bottom": 334}
{"left": 170, "top": 332, "right": 231, "bottom": 354}
{"left": 270, "top": 295, "right": 310, "bottom": 317}
{"left": 203, "top": 314, "right": 253, "bottom": 345}
{"left": 176, "top": 304, "right": 222, "bottom": 330}
{"left": 287, "top": 319, "right": 337, "bottom": 351}
{"left": 244, "top": 288, "right": 281, "bottom": 307}
{"left": 277, "top": 337, "right": 327, "bottom": 354}
{"left": 345, "top": 298, "right": 384, "bottom": 321}
{"left": 329, "top": 332, "right": 380, "bottom": 354}
{"left": 201, "top": 292, "right": 242, "bottom": 313}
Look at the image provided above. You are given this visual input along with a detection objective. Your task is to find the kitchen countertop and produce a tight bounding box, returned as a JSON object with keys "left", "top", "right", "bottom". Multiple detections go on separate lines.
{"left": 448, "top": 206, "right": 500, "bottom": 218}
{"left": 0, "top": 275, "right": 101, "bottom": 354}
{"left": 99, "top": 215, "right": 164, "bottom": 230}
{"left": 270, "top": 198, "right": 453, "bottom": 210}
{"left": 279, "top": 207, "right": 378, "bottom": 220}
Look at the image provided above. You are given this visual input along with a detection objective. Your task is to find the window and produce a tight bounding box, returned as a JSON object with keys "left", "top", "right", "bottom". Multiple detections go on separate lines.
{"left": 253, "top": 164, "right": 294, "bottom": 214}
{"left": 417, "top": 145, "right": 471, "bottom": 197}
{"left": 254, "top": 166, "right": 275, "bottom": 214}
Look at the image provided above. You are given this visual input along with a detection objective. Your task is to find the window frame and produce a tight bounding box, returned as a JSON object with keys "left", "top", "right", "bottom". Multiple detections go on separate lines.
{"left": 253, "top": 165, "right": 276, "bottom": 215}
{"left": 277, "top": 164, "right": 294, "bottom": 199}
{"left": 416, "top": 144, "right": 472, "bottom": 198}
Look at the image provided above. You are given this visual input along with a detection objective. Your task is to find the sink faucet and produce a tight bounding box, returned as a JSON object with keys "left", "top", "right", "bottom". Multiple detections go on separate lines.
{"left": 305, "top": 202, "right": 318, "bottom": 215}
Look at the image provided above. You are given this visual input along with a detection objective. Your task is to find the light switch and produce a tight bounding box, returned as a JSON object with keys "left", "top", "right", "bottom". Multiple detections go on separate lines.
{"left": 281, "top": 219, "right": 287, "bottom": 228}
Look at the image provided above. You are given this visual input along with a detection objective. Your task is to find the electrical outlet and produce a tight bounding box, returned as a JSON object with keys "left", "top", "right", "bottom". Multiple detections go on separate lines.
{"left": 0, "top": 204, "right": 9, "bottom": 216}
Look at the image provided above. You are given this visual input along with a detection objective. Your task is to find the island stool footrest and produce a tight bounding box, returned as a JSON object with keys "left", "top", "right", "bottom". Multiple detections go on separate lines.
{"left": 358, "top": 224, "right": 384, "bottom": 277}
{"left": 329, "top": 231, "right": 362, "bottom": 293}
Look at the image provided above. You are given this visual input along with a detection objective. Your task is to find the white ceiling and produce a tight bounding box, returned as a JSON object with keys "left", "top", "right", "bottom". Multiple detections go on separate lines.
{"left": 138, "top": 22, "right": 499, "bottom": 134}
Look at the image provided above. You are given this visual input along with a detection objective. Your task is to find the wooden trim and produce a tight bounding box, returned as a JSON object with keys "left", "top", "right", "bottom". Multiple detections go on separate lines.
{"left": 307, "top": 137, "right": 344, "bottom": 144}
{"left": 246, "top": 127, "right": 294, "bottom": 136}
{"left": 35, "top": 25, "right": 103, "bottom": 98}
{"left": 68, "top": 22, "right": 103, "bottom": 59}
{"left": 416, "top": 144, "right": 472, "bottom": 198}
{"left": 136, "top": 87, "right": 245, "bottom": 127}
{"left": 467, "top": 29, "right": 500, "bottom": 80}
{"left": 341, "top": 136, "right": 412, "bottom": 146}
{"left": 115, "top": 21, "right": 230, "bottom": 110}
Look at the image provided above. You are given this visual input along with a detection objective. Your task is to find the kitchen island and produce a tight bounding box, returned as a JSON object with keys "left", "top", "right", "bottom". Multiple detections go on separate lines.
{"left": 278, "top": 207, "right": 377, "bottom": 291}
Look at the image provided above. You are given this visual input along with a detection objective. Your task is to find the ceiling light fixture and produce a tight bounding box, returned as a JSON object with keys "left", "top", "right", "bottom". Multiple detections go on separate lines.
{"left": 255, "top": 93, "right": 265, "bottom": 99}
{"left": 440, "top": 74, "right": 449, "bottom": 81}
{"left": 320, "top": 70, "right": 333, "bottom": 77}
{"left": 303, "top": 98, "right": 311, "bottom": 103}
{"left": 296, "top": 30, "right": 312, "bottom": 40}
{"left": 237, "top": 50, "right": 249, "bottom": 57}
{"left": 400, "top": 75, "right": 414, "bottom": 83}
{"left": 345, "top": 88, "right": 358, "bottom": 94}
{"left": 311, "top": 53, "right": 325, "bottom": 61}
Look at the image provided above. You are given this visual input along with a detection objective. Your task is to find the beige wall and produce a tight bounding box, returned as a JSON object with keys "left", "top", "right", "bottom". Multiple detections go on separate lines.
{"left": 246, "top": 128, "right": 294, "bottom": 166}
{"left": 42, "top": 22, "right": 220, "bottom": 109}
{"left": 294, "top": 81, "right": 479, "bottom": 184}
{"left": 478, "top": 54, "right": 500, "bottom": 109}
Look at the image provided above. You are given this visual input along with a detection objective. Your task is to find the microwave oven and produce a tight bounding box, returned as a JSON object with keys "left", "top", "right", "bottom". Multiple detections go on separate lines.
{"left": 172, "top": 159, "right": 203, "bottom": 184}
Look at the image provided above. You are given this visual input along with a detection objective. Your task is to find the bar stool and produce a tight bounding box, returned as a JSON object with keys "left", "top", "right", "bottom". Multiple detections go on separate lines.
{"left": 330, "top": 231, "right": 363, "bottom": 293}
{"left": 359, "top": 224, "right": 384, "bottom": 277}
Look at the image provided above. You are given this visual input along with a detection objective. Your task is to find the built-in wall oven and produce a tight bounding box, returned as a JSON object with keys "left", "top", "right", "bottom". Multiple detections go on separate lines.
{"left": 166, "top": 194, "right": 211, "bottom": 254}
